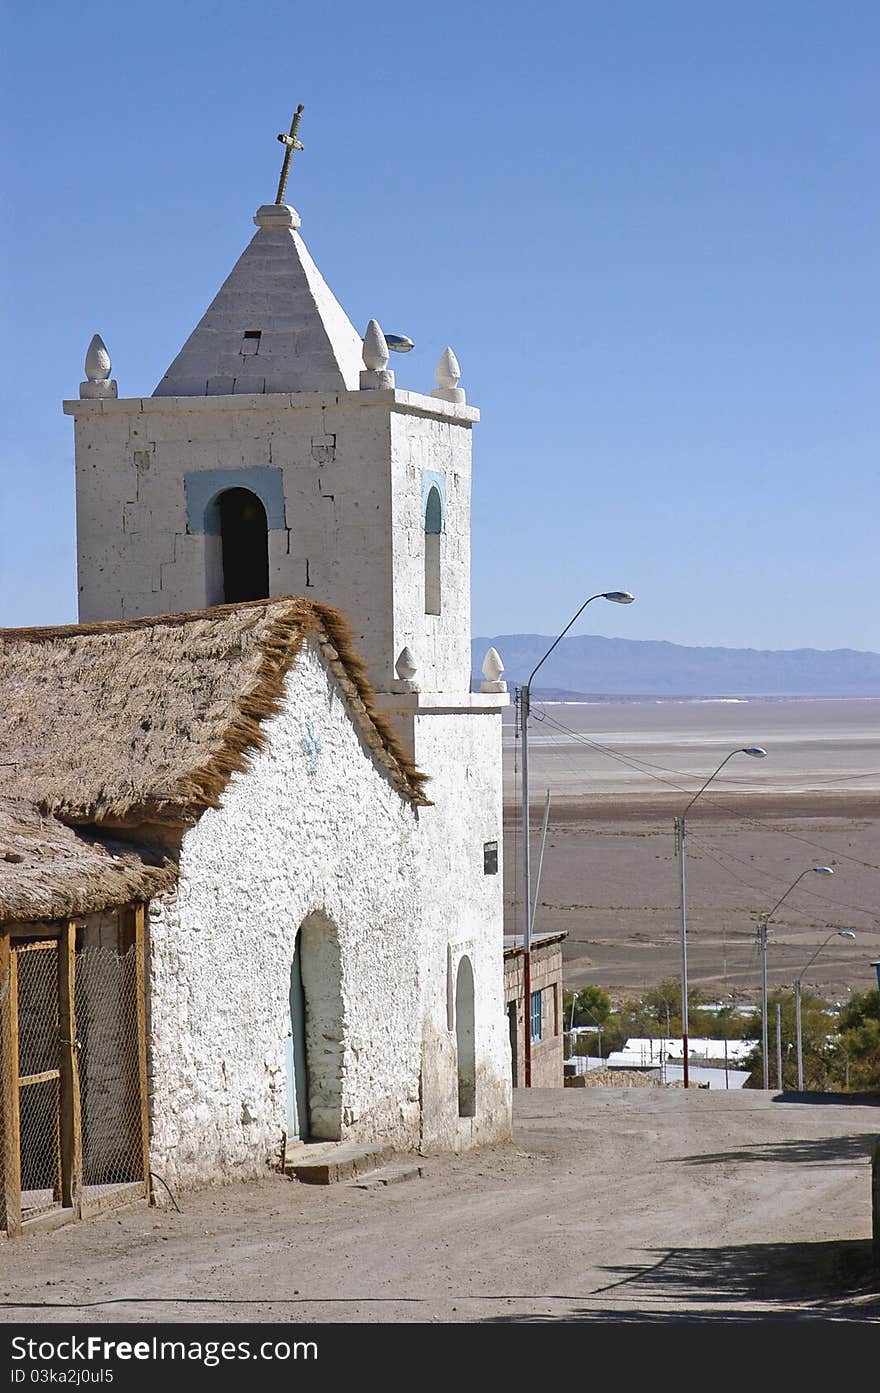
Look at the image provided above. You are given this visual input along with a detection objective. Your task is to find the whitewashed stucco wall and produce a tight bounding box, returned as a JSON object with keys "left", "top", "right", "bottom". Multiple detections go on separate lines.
{"left": 412, "top": 709, "right": 512, "bottom": 1152}
{"left": 69, "top": 391, "right": 476, "bottom": 694}
{"left": 147, "top": 638, "right": 421, "bottom": 1189}
{"left": 390, "top": 411, "right": 473, "bottom": 695}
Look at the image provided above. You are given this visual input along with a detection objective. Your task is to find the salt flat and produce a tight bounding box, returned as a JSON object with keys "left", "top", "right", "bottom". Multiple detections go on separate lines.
{"left": 504, "top": 696, "right": 880, "bottom": 798}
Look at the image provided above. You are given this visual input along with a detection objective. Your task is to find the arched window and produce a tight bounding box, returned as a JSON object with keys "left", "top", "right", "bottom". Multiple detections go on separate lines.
{"left": 424, "top": 485, "right": 442, "bottom": 616}
{"left": 455, "top": 955, "right": 476, "bottom": 1118}
{"left": 218, "top": 488, "right": 269, "bottom": 603}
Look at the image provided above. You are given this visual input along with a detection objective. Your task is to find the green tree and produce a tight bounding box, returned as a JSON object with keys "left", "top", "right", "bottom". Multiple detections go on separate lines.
{"left": 833, "top": 988, "right": 880, "bottom": 1090}
{"left": 741, "top": 989, "right": 836, "bottom": 1090}
{"left": 563, "top": 985, "right": 612, "bottom": 1059}
{"left": 563, "top": 984, "right": 611, "bottom": 1028}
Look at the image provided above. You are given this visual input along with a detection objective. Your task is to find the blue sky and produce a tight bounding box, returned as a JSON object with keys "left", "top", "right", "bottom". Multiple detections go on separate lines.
{"left": 3, "top": 1, "right": 877, "bottom": 650}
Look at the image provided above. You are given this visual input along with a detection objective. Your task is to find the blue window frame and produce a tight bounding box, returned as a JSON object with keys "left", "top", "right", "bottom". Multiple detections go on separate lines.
{"left": 530, "top": 990, "right": 543, "bottom": 1043}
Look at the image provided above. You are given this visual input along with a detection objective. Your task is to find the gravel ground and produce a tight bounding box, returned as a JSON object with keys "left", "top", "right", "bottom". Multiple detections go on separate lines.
{"left": 1, "top": 1089, "right": 878, "bottom": 1324}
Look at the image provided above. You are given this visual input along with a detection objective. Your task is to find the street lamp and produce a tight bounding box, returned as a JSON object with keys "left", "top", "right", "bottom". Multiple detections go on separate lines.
{"left": 574, "top": 1001, "right": 604, "bottom": 1063}
{"left": 521, "top": 590, "right": 634, "bottom": 1086}
{"left": 794, "top": 928, "right": 855, "bottom": 1091}
{"left": 757, "top": 866, "right": 834, "bottom": 1090}
{"left": 675, "top": 745, "right": 766, "bottom": 1088}
{"left": 568, "top": 997, "right": 601, "bottom": 1058}
{"left": 565, "top": 989, "right": 581, "bottom": 1057}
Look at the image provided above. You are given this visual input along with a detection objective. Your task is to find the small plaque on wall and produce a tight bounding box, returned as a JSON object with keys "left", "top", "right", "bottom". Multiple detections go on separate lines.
{"left": 483, "top": 840, "right": 498, "bottom": 875}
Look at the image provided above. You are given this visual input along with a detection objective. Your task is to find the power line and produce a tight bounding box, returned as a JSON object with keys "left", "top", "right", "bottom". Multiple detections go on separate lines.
{"left": 527, "top": 703, "right": 880, "bottom": 876}
{"left": 687, "top": 833, "right": 879, "bottom": 923}
{"left": 697, "top": 793, "right": 880, "bottom": 874}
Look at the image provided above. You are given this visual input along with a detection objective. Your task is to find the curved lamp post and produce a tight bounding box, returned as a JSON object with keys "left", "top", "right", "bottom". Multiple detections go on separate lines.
{"left": 757, "top": 866, "right": 834, "bottom": 1089}
{"left": 568, "top": 998, "right": 604, "bottom": 1063}
{"left": 676, "top": 746, "right": 766, "bottom": 1087}
{"left": 521, "top": 591, "right": 634, "bottom": 1086}
{"left": 794, "top": 928, "right": 855, "bottom": 1091}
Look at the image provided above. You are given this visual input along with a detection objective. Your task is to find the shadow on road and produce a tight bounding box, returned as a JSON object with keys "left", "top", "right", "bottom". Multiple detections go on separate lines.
{"left": 772, "top": 1091, "right": 880, "bottom": 1107}
{"left": 667, "top": 1132, "right": 877, "bottom": 1166}
{"left": 481, "top": 1238, "right": 879, "bottom": 1323}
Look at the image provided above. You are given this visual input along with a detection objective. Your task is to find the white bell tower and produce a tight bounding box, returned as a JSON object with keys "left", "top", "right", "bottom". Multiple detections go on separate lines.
{"left": 64, "top": 119, "right": 512, "bottom": 1148}
{"left": 67, "top": 203, "right": 485, "bottom": 704}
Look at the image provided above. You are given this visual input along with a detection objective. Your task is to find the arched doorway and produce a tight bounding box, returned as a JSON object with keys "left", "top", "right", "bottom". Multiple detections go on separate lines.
{"left": 284, "top": 912, "right": 345, "bottom": 1142}
{"left": 218, "top": 487, "right": 269, "bottom": 602}
{"left": 455, "top": 956, "right": 476, "bottom": 1118}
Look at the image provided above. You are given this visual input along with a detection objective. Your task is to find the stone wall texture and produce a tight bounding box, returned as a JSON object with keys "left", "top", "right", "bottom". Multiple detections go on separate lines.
{"left": 504, "top": 940, "right": 565, "bottom": 1089}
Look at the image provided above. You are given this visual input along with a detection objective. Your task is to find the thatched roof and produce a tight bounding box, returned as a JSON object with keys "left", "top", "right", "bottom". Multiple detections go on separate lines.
{"left": 0, "top": 800, "right": 175, "bottom": 924}
{"left": 0, "top": 598, "right": 428, "bottom": 829}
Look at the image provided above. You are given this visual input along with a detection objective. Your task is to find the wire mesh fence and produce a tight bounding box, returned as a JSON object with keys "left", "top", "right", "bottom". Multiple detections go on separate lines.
{"left": 1, "top": 927, "right": 147, "bottom": 1236}
{"left": 0, "top": 959, "right": 13, "bottom": 1228}
{"left": 15, "top": 941, "right": 61, "bottom": 1218}
{"left": 76, "top": 943, "right": 145, "bottom": 1195}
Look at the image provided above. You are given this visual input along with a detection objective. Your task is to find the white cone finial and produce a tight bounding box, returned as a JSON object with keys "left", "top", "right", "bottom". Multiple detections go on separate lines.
{"left": 360, "top": 320, "right": 395, "bottom": 390}
{"left": 431, "top": 346, "right": 466, "bottom": 404}
{"left": 85, "top": 334, "right": 112, "bottom": 382}
{"left": 480, "top": 646, "right": 507, "bottom": 694}
{"left": 396, "top": 646, "right": 417, "bottom": 681}
{"left": 80, "top": 333, "right": 117, "bottom": 399}
{"left": 363, "top": 320, "right": 389, "bottom": 371}
{"left": 482, "top": 647, "right": 504, "bottom": 683}
{"left": 435, "top": 347, "right": 460, "bottom": 390}
{"left": 394, "top": 645, "right": 420, "bottom": 692}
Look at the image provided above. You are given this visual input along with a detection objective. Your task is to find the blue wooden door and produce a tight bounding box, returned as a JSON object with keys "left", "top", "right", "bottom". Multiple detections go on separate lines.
{"left": 285, "top": 936, "right": 309, "bottom": 1139}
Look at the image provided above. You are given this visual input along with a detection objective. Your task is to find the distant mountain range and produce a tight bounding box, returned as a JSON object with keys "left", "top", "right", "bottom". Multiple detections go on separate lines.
{"left": 471, "top": 633, "right": 880, "bottom": 698}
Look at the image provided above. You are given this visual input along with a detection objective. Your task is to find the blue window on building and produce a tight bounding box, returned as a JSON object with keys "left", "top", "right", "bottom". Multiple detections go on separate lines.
{"left": 530, "top": 990, "right": 543, "bottom": 1043}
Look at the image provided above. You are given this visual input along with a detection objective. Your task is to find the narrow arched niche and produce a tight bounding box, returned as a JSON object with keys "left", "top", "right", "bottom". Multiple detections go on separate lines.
{"left": 424, "top": 485, "right": 442, "bottom": 616}
{"left": 455, "top": 955, "right": 476, "bottom": 1118}
{"left": 217, "top": 487, "right": 269, "bottom": 603}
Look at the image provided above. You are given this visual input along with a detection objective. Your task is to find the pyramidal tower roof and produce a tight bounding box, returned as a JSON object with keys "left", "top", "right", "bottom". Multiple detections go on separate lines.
{"left": 154, "top": 203, "right": 364, "bottom": 397}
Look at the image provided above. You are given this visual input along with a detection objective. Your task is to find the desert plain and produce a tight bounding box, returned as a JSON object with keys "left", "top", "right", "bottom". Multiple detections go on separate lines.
{"left": 503, "top": 697, "right": 880, "bottom": 1003}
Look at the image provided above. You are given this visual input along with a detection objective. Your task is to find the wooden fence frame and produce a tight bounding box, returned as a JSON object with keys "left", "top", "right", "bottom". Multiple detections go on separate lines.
{"left": 0, "top": 907, "right": 150, "bottom": 1238}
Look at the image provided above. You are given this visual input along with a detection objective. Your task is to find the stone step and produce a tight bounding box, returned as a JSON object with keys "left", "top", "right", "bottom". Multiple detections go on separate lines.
{"left": 348, "top": 1162, "right": 424, "bottom": 1191}
{"left": 286, "top": 1140, "right": 395, "bottom": 1185}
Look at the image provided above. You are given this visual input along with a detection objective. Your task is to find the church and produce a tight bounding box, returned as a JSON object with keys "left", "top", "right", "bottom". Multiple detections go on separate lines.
{"left": 0, "top": 118, "right": 511, "bottom": 1234}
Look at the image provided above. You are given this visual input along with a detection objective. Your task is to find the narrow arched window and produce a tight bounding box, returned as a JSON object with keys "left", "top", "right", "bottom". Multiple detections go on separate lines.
{"left": 219, "top": 488, "right": 269, "bottom": 603}
{"left": 424, "top": 485, "right": 442, "bottom": 616}
{"left": 455, "top": 956, "right": 476, "bottom": 1118}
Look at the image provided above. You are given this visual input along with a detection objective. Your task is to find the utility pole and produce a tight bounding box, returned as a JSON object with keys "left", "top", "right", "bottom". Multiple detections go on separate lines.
{"left": 520, "top": 682, "right": 532, "bottom": 1086}
{"left": 776, "top": 1000, "right": 783, "bottom": 1091}
{"left": 759, "top": 920, "right": 769, "bottom": 1090}
{"left": 675, "top": 815, "right": 689, "bottom": 1089}
{"left": 675, "top": 746, "right": 766, "bottom": 1091}
{"left": 520, "top": 591, "right": 634, "bottom": 1088}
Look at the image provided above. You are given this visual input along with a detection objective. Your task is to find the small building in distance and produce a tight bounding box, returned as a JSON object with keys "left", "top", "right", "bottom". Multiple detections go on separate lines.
{"left": 605, "top": 1037, "right": 753, "bottom": 1089}
{"left": 503, "top": 932, "right": 567, "bottom": 1087}
{"left": 607, "top": 1038, "right": 754, "bottom": 1070}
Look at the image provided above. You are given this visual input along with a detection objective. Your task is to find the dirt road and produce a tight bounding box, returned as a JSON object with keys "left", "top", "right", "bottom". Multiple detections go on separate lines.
{"left": 1, "top": 1090, "right": 878, "bottom": 1323}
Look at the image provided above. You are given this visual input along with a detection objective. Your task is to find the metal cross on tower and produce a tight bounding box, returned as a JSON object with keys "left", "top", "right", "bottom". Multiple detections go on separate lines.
{"left": 275, "top": 105, "right": 305, "bottom": 205}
